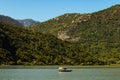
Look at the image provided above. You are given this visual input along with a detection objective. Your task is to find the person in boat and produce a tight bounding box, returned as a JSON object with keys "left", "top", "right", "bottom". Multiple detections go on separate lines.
{"left": 58, "top": 67, "right": 72, "bottom": 72}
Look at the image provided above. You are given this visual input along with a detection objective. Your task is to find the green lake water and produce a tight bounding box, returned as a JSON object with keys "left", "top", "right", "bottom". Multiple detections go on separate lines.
{"left": 0, "top": 66, "right": 120, "bottom": 80}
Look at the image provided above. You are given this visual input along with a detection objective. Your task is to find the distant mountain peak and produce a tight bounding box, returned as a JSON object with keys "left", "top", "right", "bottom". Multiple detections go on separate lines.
{"left": 17, "top": 19, "right": 39, "bottom": 27}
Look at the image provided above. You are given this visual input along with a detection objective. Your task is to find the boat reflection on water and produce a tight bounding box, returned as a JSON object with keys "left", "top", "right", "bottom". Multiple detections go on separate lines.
{"left": 58, "top": 67, "right": 72, "bottom": 72}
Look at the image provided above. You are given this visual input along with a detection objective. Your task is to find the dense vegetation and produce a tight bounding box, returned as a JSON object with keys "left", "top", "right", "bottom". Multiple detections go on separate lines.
{"left": 1, "top": 22, "right": 106, "bottom": 65}
{"left": 29, "top": 5, "right": 120, "bottom": 65}
{"left": 0, "top": 5, "right": 120, "bottom": 65}
{"left": 30, "top": 13, "right": 90, "bottom": 36}
{"left": 67, "top": 4, "right": 120, "bottom": 64}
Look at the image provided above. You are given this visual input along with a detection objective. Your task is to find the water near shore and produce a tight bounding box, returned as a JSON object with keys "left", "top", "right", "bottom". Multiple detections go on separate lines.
{"left": 0, "top": 66, "right": 120, "bottom": 80}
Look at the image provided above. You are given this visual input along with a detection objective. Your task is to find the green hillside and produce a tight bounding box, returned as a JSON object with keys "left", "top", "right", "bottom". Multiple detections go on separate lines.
{"left": 1, "top": 22, "right": 104, "bottom": 65}
{"left": 30, "top": 13, "right": 90, "bottom": 36}
{"left": 30, "top": 5, "right": 120, "bottom": 40}
{"left": 67, "top": 5, "right": 120, "bottom": 64}
{"left": 29, "top": 5, "right": 120, "bottom": 64}
{"left": 0, "top": 5, "right": 120, "bottom": 65}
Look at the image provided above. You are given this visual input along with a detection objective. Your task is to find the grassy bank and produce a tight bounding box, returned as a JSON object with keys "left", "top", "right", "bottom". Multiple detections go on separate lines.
{"left": 0, "top": 64, "right": 120, "bottom": 69}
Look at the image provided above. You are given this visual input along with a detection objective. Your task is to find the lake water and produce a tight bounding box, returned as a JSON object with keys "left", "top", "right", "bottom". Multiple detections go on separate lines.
{"left": 0, "top": 67, "right": 120, "bottom": 80}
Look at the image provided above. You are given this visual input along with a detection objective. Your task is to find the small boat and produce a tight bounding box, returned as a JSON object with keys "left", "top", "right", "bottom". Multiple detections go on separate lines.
{"left": 58, "top": 67, "right": 72, "bottom": 72}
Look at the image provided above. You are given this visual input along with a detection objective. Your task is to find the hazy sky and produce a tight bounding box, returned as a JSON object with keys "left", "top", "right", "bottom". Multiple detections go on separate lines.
{"left": 0, "top": 0, "right": 120, "bottom": 22}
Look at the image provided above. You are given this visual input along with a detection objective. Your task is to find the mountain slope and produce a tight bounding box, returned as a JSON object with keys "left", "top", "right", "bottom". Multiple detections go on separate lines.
{"left": 68, "top": 4, "right": 120, "bottom": 37}
{"left": 30, "top": 5, "right": 120, "bottom": 41}
{"left": 0, "top": 15, "right": 23, "bottom": 27}
{"left": 1, "top": 22, "right": 101, "bottom": 65}
{"left": 0, "top": 22, "right": 115, "bottom": 65}
{"left": 29, "top": 4, "right": 120, "bottom": 64}
{"left": 30, "top": 13, "right": 90, "bottom": 37}
{"left": 1, "top": 5, "right": 120, "bottom": 65}
{"left": 66, "top": 5, "right": 120, "bottom": 62}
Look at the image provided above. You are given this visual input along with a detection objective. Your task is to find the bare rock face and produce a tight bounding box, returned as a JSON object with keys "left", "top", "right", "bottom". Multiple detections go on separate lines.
{"left": 58, "top": 31, "right": 80, "bottom": 41}
{"left": 58, "top": 31, "right": 70, "bottom": 40}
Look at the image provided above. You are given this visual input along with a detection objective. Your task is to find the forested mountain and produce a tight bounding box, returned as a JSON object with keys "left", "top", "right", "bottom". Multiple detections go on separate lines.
{"left": 30, "top": 13, "right": 90, "bottom": 38}
{"left": 1, "top": 22, "right": 103, "bottom": 65}
{"left": 17, "top": 19, "right": 38, "bottom": 26}
{"left": 0, "top": 15, "right": 23, "bottom": 27}
{"left": 1, "top": 20, "right": 118, "bottom": 65}
{"left": 29, "top": 4, "right": 120, "bottom": 64}
{"left": 30, "top": 5, "right": 120, "bottom": 41}
{"left": 0, "top": 5, "right": 120, "bottom": 65}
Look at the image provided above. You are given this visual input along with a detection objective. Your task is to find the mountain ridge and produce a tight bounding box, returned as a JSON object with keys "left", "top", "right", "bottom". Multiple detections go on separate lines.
{"left": 0, "top": 15, "right": 23, "bottom": 27}
{"left": 28, "top": 4, "right": 120, "bottom": 65}
{"left": 30, "top": 4, "right": 120, "bottom": 41}
{"left": 0, "top": 14, "right": 38, "bottom": 27}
